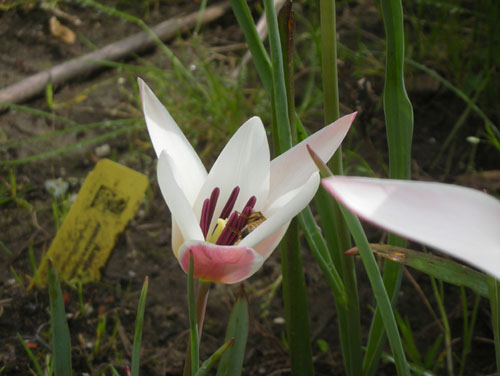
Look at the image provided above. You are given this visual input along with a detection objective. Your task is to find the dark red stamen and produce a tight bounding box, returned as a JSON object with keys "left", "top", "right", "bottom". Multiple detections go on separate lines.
{"left": 220, "top": 186, "right": 240, "bottom": 219}
{"left": 244, "top": 196, "right": 257, "bottom": 211}
{"left": 200, "top": 198, "right": 210, "bottom": 238}
{"left": 207, "top": 187, "right": 220, "bottom": 228}
{"left": 201, "top": 187, "right": 259, "bottom": 246}
{"left": 200, "top": 187, "right": 220, "bottom": 239}
{"left": 216, "top": 211, "right": 239, "bottom": 246}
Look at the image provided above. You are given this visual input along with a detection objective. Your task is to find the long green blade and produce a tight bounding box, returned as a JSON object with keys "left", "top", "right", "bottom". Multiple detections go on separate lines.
{"left": 216, "top": 287, "right": 249, "bottom": 376}
{"left": 488, "top": 276, "right": 500, "bottom": 372}
{"left": 131, "top": 276, "right": 149, "bottom": 376}
{"left": 364, "top": 0, "right": 414, "bottom": 373}
{"left": 298, "top": 208, "right": 346, "bottom": 306}
{"left": 318, "top": 1, "right": 362, "bottom": 374}
{"left": 340, "top": 209, "right": 410, "bottom": 376}
{"left": 47, "top": 260, "right": 72, "bottom": 376}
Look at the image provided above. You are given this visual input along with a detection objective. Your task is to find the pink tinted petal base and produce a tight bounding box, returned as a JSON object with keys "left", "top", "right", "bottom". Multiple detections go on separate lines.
{"left": 322, "top": 176, "right": 500, "bottom": 279}
{"left": 178, "top": 241, "right": 265, "bottom": 284}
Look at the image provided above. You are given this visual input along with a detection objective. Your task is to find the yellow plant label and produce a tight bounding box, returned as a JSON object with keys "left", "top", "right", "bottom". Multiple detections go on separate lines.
{"left": 36, "top": 159, "right": 148, "bottom": 287}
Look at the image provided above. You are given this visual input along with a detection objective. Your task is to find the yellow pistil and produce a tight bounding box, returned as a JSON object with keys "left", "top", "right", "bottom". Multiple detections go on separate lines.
{"left": 206, "top": 218, "right": 228, "bottom": 243}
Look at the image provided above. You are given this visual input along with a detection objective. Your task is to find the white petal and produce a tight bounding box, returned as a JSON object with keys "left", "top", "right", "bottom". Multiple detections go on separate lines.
{"left": 322, "top": 176, "right": 500, "bottom": 279}
{"left": 157, "top": 151, "right": 204, "bottom": 253}
{"left": 171, "top": 220, "right": 183, "bottom": 258}
{"left": 253, "top": 224, "right": 290, "bottom": 259}
{"left": 193, "top": 116, "right": 270, "bottom": 230}
{"left": 139, "top": 78, "right": 207, "bottom": 204}
{"left": 268, "top": 113, "right": 355, "bottom": 205}
{"left": 240, "top": 172, "right": 320, "bottom": 248}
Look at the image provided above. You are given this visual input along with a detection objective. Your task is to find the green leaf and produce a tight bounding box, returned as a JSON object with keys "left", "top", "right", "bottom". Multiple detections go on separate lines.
{"left": 216, "top": 286, "right": 249, "bottom": 376}
{"left": 265, "top": 0, "right": 291, "bottom": 154}
{"left": 395, "top": 311, "right": 422, "bottom": 366}
{"left": 424, "top": 334, "right": 443, "bottom": 370}
{"left": 363, "top": 244, "right": 489, "bottom": 297}
{"left": 131, "top": 276, "right": 149, "bottom": 376}
{"left": 47, "top": 259, "right": 72, "bottom": 376}
{"left": 197, "top": 339, "right": 234, "bottom": 376}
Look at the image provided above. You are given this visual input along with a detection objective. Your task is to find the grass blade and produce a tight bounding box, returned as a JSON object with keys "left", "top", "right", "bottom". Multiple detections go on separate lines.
{"left": 47, "top": 259, "right": 72, "bottom": 376}
{"left": 131, "top": 276, "right": 149, "bottom": 376}
{"left": 216, "top": 286, "right": 249, "bottom": 376}
{"left": 17, "top": 333, "right": 44, "bottom": 376}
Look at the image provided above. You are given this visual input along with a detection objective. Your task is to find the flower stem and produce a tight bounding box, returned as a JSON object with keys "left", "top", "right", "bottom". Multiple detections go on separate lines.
{"left": 183, "top": 280, "right": 211, "bottom": 376}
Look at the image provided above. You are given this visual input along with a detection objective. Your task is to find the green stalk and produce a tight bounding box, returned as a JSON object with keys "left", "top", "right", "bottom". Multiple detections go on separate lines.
{"left": 364, "top": 0, "right": 413, "bottom": 373}
{"left": 188, "top": 254, "right": 199, "bottom": 375}
{"left": 229, "top": 0, "right": 272, "bottom": 94}
{"left": 319, "top": 1, "right": 362, "bottom": 374}
{"left": 271, "top": 1, "right": 313, "bottom": 373}
{"left": 184, "top": 255, "right": 211, "bottom": 376}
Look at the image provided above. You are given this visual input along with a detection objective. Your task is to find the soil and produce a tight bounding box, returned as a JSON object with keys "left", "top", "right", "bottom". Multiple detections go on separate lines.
{"left": 0, "top": 1, "right": 499, "bottom": 375}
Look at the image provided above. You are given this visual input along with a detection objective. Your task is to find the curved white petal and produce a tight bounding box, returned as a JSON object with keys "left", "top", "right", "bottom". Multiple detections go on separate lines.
{"left": 268, "top": 113, "right": 356, "bottom": 205}
{"left": 171, "top": 220, "right": 183, "bottom": 257}
{"left": 240, "top": 172, "right": 320, "bottom": 248}
{"left": 322, "top": 176, "right": 500, "bottom": 279}
{"left": 157, "top": 151, "right": 204, "bottom": 253}
{"left": 193, "top": 116, "right": 270, "bottom": 230}
{"left": 177, "top": 240, "right": 265, "bottom": 283}
{"left": 139, "top": 78, "right": 207, "bottom": 204}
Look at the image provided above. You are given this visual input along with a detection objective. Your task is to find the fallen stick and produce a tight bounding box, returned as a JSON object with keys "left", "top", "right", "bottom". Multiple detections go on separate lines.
{"left": 0, "top": 2, "right": 230, "bottom": 104}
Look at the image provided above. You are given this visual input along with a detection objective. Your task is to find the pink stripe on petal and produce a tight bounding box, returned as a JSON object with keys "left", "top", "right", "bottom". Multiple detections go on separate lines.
{"left": 178, "top": 241, "right": 264, "bottom": 284}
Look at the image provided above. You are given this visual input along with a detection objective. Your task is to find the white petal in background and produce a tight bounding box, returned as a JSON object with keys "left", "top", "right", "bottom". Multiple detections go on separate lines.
{"left": 322, "top": 176, "right": 500, "bottom": 279}
{"left": 268, "top": 112, "right": 356, "bottom": 205}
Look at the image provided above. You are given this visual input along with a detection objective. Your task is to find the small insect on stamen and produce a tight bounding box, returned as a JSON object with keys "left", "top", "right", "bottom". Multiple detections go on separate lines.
{"left": 234, "top": 211, "right": 266, "bottom": 244}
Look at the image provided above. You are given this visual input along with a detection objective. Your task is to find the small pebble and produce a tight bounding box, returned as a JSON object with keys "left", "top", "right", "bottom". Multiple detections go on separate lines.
{"left": 94, "top": 144, "right": 111, "bottom": 157}
{"left": 273, "top": 316, "right": 285, "bottom": 325}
